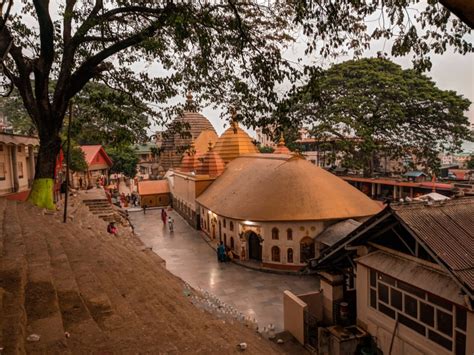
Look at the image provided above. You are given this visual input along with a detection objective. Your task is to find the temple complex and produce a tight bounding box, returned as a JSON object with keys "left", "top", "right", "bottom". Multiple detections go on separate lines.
{"left": 195, "top": 154, "right": 381, "bottom": 270}
{"left": 166, "top": 104, "right": 382, "bottom": 270}
{"left": 159, "top": 93, "right": 217, "bottom": 170}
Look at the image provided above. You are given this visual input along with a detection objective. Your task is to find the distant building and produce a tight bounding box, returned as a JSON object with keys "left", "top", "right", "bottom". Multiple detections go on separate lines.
{"left": 403, "top": 170, "right": 428, "bottom": 182}
{"left": 134, "top": 142, "right": 157, "bottom": 178}
{"left": 295, "top": 198, "right": 474, "bottom": 354}
{"left": 75, "top": 145, "right": 112, "bottom": 188}
{"left": 138, "top": 180, "right": 170, "bottom": 207}
{"left": 255, "top": 126, "right": 276, "bottom": 148}
{"left": 0, "top": 132, "right": 38, "bottom": 195}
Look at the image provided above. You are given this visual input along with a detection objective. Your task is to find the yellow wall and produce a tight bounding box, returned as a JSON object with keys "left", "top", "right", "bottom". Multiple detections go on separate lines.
{"left": 140, "top": 193, "right": 170, "bottom": 208}
{"left": 283, "top": 290, "right": 307, "bottom": 344}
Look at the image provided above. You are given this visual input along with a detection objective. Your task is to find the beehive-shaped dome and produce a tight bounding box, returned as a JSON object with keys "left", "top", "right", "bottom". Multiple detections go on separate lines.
{"left": 213, "top": 120, "right": 258, "bottom": 164}
{"left": 160, "top": 93, "right": 216, "bottom": 170}
{"left": 197, "top": 142, "right": 226, "bottom": 177}
{"left": 274, "top": 133, "right": 291, "bottom": 154}
{"left": 179, "top": 141, "right": 202, "bottom": 173}
{"left": 197, "top": 154, "right": 382, "bottom": 221}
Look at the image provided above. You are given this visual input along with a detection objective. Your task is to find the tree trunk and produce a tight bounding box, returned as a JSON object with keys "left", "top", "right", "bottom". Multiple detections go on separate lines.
{"left": 27, "top": 133, "right": 61, "bottom": 209}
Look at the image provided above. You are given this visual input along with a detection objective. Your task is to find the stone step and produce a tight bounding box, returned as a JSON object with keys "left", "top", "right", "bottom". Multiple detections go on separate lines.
{"left": 16, "top": 203, "right": 68, "bottom": 353}
{"left": 1, "top": 201, "right": 27, "bottom": 354}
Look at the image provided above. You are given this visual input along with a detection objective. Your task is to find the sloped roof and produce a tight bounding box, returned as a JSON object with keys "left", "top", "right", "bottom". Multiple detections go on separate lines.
{"left": 318, "top": 219, "right": 361, "bottom": 247}
{"left": 138, "top": 180, "right": 170, "bottom": 196}
{"left": 80, "top": 145, "right": 113, "bottom": 166}
{"left": 392, "top": 199, "right": 474, "bottom": 295}
{"left": 197, "top": 154, "right": 381, "bottom": 221}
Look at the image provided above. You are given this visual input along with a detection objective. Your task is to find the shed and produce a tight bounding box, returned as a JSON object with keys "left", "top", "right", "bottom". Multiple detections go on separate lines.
{"left": 138, "top": 180, "right": 170, "bottom": 207}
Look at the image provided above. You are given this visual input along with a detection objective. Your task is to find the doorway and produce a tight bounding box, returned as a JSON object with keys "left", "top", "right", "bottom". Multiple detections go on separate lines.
{"left": 248, "top": 231, "right": 262, "bottom": 261}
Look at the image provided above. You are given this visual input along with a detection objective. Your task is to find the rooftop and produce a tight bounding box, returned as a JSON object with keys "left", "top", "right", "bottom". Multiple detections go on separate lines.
{"left": 138, "top": 180, "right": 170, "bottom": 195}
{"left": 197, "top": 154, "right": 381, "bottom": 221}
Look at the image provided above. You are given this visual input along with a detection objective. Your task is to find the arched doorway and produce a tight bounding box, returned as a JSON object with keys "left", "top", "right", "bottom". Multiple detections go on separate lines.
{"left": 247, "top": 231, "right": 262, "bottom": 261}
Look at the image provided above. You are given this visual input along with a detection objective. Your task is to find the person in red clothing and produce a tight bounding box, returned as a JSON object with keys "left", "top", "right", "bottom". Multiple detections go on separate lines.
{"left": 107, "top": 222, "right": 117, "bottom": 236}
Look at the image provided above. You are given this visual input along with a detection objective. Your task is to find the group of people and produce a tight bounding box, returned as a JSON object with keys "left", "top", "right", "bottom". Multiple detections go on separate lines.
{"left": 120, "top": 192, "right": 140, "bottom": 208}
{"left": 217, "top": 242, "right": 234, "bottom": 262}
{"left": 161, "top": 208, "right": 174, "bottom": 232}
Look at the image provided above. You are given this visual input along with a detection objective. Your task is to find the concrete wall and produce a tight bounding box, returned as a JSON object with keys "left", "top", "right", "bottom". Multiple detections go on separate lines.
{"left": 299, "top": 291, "right": 323, "bottom": 321}
{"left": 356, "top": 264, "right": 474, "bottom": 355}
{"left": 0, "top": 144, "right": 32, "bottom": 195}
{"left": 283, "top": 290, "right": 307, "bottom": 345}
{"left": 198, "top": 205, "right": 336, "bottom": 268}
{"left": 140, "top": 193, "right": 170, "bottom": 208}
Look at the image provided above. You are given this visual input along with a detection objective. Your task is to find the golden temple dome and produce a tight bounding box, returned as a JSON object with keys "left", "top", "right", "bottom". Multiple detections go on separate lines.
{"left": 274, "top": 133, "right": 291, "bottom": 154}
{"left": 197, "top": 142, "right": 226, "bottom": 177}
{"left": 213, "top": 112, "right": 259, "bottom": 164}
{"left": 160, "top": 93, "right": 216, "bottom": 170}
{"left": 197, "top": 154, "right": 382, "bottom": 221}
{"left": 179, "top": 140, "right": 202, "bottom": 173}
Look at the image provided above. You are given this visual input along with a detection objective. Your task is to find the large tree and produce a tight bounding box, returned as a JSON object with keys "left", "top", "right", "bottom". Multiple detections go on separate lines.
{"left": 278, "top": 58, "right": 472, "bottom": 176}
{"left": 0, "top": 82, "right": 150, "bottom": 146}
{"left": 0, "top": 1, "right": 471, "bottom": 208}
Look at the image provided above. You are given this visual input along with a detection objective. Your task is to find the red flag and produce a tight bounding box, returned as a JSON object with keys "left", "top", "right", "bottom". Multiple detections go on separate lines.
{"left": 55, "top": 149, "right": 64, "bottom": 176}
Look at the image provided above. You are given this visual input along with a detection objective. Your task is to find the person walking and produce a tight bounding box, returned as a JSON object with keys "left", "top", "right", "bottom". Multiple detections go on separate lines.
{"left": 143, "top": 204, "right": 148, "bottom": 214}
{"left": 217, "top": 242, "right": 225, "bottom": 262}
{"left": 163, "top": 209, "right": 167, "bottom": 224}
{"left": 168, "top": 217, "right": 174, "bottom": 232}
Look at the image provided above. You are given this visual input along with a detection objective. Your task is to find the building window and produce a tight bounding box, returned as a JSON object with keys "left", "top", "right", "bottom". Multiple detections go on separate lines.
{"left": 223, "top": 219, "right": 226, "bottom": 228}
{"left": 287, "top": 248, "right": 293, "bottom": 263}
{"left": 368, "top": 268, "right": 465, "bottom": 353}
{"left": 0, "top": 162, "right": 5, "bottom": 181}
{"left": 230, "top": 237, "right": 234, "bottom": 250}
{"left": 224, "top": 233, "right": 227, "bottom": 246}
{"left": 287, "top": 228, "right": 293, "bottom": 240}
{"left": 271, "top": 246, "right": 280, "bottom": 262}
{"left": 17, "top": 146, "right": 22, "bottom": 153}
{"left": 0, "top": 144, "right": 3, "bottom": 151}
{"left": 229, "top": 221, "right": 233, "bottom": 231}
{"left": 272, "top": 227, "right": 279, "bottom": 240}
{"left": 18, "top": 162, "right": 24, "bottom": 178}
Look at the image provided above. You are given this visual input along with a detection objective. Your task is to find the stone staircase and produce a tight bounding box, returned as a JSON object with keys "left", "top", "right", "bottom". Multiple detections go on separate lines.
{"left": 82, "top": 199, "right": 117, "bottom": 223}
{"left": 0, "top": 199, "right": 282, "bottom": 354}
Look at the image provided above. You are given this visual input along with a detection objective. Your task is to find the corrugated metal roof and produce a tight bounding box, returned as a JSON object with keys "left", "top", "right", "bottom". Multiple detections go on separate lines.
{"left": 317, "top": 219, "right": 361, "bottom": 246}
{"left": 393, "top": 198, "right": 474, "bottom": 293}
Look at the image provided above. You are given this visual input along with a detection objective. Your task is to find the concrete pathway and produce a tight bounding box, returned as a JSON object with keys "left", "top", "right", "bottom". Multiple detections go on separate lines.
{"left": 129, "top": 209, "right": 320, "bottom": 331}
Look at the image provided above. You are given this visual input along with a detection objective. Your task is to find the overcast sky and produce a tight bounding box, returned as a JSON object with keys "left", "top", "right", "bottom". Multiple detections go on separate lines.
{"left": 10, "top": 2, "right": 474, "bottom": 141}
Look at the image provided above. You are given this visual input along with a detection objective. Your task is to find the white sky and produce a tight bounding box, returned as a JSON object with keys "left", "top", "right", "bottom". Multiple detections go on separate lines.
{"left": 9, "top": 2, "right": 474, "bottom": 139}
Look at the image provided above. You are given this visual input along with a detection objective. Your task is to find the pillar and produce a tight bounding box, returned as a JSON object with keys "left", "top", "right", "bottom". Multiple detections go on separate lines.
{"left": 28, "top": 145, "right": 35, "bottom": 186}
{"left": 377, "top": 183, "right": 381, "bottom": 195}
{"left": 410, "top": 187, "right": 414, "bottom": 198}
{"left": 393, "top": 185, "right": 397, "bottom": 200}
{"left": 371, "top": 183, "right": 376, "bottom": 198}
{"left": 10, "top": 145, "right": 19, "bottom": 192}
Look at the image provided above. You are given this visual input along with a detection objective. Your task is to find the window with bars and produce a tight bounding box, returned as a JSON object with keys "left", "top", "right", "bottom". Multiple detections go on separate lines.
{"left": 368, "top": 269, "right": 466, "bottom": 354}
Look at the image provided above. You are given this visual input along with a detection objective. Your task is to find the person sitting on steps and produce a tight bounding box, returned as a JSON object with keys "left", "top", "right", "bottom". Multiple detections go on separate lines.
{"left": 107, "top": 222, "right": 117, "bottom": 236}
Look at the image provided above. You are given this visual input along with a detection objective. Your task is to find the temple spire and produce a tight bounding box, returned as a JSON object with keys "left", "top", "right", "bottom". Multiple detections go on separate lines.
{"left": 185, "top": 91, "right": 196, "bottom": 112}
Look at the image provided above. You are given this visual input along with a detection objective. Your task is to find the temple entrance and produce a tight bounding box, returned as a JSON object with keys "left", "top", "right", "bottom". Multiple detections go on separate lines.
{"left": 248, "top": 231, "right": 262, "bottom": 261}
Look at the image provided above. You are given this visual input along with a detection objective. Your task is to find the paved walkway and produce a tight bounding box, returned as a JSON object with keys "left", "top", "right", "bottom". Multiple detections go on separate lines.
{"left": 129, "top": 209, "right": 320, "bottom": 332}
